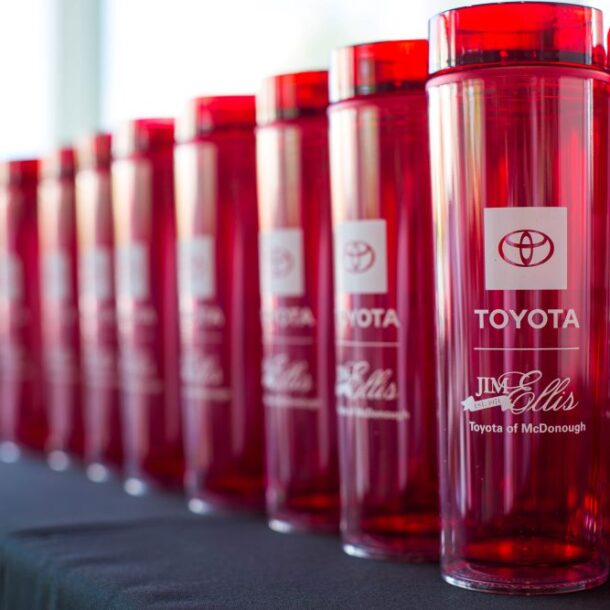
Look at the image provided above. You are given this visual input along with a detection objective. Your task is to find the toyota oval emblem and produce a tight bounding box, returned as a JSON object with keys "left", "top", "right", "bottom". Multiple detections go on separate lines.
{"left": 270, "top": 247, "right": 294, "bottom": 278}
{"left": 343, "top": 240, "right": 375, "bottom": 274}
{"left": 498, "top": 229, "right": 555, "bottom": 268}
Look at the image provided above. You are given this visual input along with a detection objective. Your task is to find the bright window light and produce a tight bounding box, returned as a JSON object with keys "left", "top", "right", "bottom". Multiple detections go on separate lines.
{"left": 102, "top": 0, "right": 430, "bottom": 127}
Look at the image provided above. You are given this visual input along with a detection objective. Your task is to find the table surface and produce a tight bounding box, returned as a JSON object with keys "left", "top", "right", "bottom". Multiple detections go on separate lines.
{"left": 1, "top": 457, "right": 610, "bottom": 609}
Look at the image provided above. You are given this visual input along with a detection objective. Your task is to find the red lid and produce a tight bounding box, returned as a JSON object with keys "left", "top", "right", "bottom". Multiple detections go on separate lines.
{"left": 330, "top": 40, "right": 428, "bottom": 103}
{"left": 76, "top": 133, "right": 112, "bottom": 171}
{"left": 176, "top": 96, "right": 256, "bottom": 142}
{"left": 112, "top": 118, "right": 175, "bottom": 158}
{"left": 0, "top": 159, "right": 39, "bottom": 187}
{"left": 41, "top": 147, "right": 76, "bottom": 180}
{"left": 257, "top": 71, "right": 329, "bottom": 125}
{"left": 429, "top": 2, "right": 605, "bottom": 75}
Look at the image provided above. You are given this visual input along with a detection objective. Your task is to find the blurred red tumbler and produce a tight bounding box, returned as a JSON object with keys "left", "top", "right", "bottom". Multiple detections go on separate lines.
{"left": 603, "top": 26, "right": 610, "bottom": 563}
{"left": 329, "top": 40, "right": 439, "bottom": 560}
{"left": 257, "top": 71, "right": 339, "bottom": 532}
{"left": 112, "top": 119, "right": 183, "bottom": 493}
{"left": 428, "top": 2, "right": 609, "bottom": 593}
{"left": 76, "top": 133, "right": 123, "bottom": 481}
{"left": 0, "top": 159, "right": 46, "bottom": 460}
{"left": 38, "top": 148, "right": 84, "bottom": 469}
{"left": 175, "top": 96, "right": 265, "bottom": 512}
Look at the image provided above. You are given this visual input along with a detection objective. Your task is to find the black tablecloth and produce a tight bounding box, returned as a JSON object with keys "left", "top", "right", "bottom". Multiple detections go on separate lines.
{"left": 1, "top": 458, "right": 610, "bottom": 609}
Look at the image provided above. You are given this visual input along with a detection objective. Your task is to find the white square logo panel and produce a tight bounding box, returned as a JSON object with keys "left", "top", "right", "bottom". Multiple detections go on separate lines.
{"left": 484, "top": 207, "right": 567, "bottom": 291}
{"left": 117, "top": 243, "right": 149, "bottom": 300}
{"left": 259, "top": 228, "right": 304, "bottom": 298}
{"left": 335, "top": 219, "right": 388, "bottom": 295}
{"left": 179, "top": 236, "right": 215, "bottom": 300}
{"left": 43, "top": 251, "right": 71, "bottom": 301}
{"left": 0, "top": 253, "right": 22, "bottom": 301}
{"left": 80, "top": 248, "right": 113, "bottom": 300}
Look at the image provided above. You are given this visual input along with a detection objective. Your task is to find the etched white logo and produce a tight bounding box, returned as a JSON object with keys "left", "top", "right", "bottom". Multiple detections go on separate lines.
{"left": 262, "top": 354, "right": 313, "bottom": 394}
{"left": 343, "top": 240, "right": 375, "bottom": 273}
{"left": 463, "top": 370, "right": 578, "bottom": 415}
{"left": 336, "top": 361, "right": 398, "bottom": 401}
{"left": 270, "top": 247, "right": 294, "bottom": 278}
{"left": 335, "top": 219, "right": 387, "bottom": 294}
{"left": 181, "top": 352, "right": 224, "bottom": 387}
{"left": 261, "top": 307, "right": 315, "bottom": 329}
{"left": 337, "top": 308, "right": 400, "bottom": 329}
{"left": 474, "top": 308, "right": 579, "bottom": 330}
{"left": 484, "top": 207, "right": 567, "bottom": 291}
{"left": 260, "top": 228, "right": 304, "bottom": 297}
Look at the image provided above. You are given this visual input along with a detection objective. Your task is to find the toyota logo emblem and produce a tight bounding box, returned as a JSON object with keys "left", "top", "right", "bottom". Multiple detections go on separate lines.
{"left": 343, "top": 240, "right": 375, "bottom": 273}
{"left": 270, "top": 247, "right": 294, "bottom": 278}
{"left": 498, "top": 229, "right": 554, "bottom": 268}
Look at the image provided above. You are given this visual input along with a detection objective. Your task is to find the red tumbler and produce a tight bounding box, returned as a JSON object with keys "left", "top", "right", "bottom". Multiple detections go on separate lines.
{"left": 329, "top": 40, "right": 439, "bottom": 559}
{"left": 175, "top": 96, "right": 265, "bottom": 513}
{"left": 76, "top": 133, "right": 123, "bottom": 481}
{"left": 112, "top": 119, "right": 183, "bottom": 494}
{"left": 0, "top": 159, "right": 46, "bottom": 460}
{"left": 257, "top": 71, "right": 339, "bottom": 533}
{"left": 428, "top": 2, "right": 609, "bottom": 593}
{"left": 604, "top": 28, "right": 610, "bottom": 562}
{"left": 38, "top": 148, "right": 84, "bottom": 469}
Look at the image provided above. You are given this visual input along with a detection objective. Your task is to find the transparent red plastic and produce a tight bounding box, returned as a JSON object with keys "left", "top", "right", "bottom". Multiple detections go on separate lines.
{"left": 175, "top": 97, "right": 264, "bottom": 512}
{"left": 601, "top": 26, "right": 610, "bottom": 567}
{"left": 0, "top": 160, "right": 46, "bottom": 460}
{"left": 428, "top": 2, "right": 609, "bottom": 594}
{"left": 257, "top": 71, "right": 339, "bottom": 532}
{"left": 76, "top": 133, "right": 123, "bottom": 481}
{"left": 112, "top": 119, "right": 183, "bottom": 493}
{"left": 429, "top": 2, "right": 605, "bottom": 74}
{"left": 38, "top": 148, "right": 84, "bottom": 469}
{"left": 329, "top": 40, "right": 439, "bottom": 560}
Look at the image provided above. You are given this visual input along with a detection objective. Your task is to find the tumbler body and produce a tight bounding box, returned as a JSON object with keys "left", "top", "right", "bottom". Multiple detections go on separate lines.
{"left": 112, "top": 119, "right": 183, "bottom": 493}
{"left": 428, "top": 2, "right": 609, "bottom": 593}
{"left": 329, "top": 40, "right": 439, "bottom": 560}
{"left": 0, "top": 160, "right": 46, "bottom": 458}
{"left": 175, "top": 97, "right": 264, "bottom": 511}
{"left": 76, "top": 134, "right": 123, "bottom": 480}
{"left": 257, "top": 72, "right": 339, "bottom": 532}
{"left": 38, "top": 149, "right": 84, "bottom": 468}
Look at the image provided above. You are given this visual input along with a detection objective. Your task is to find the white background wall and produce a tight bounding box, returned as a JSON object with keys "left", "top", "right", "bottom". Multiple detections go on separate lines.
{"left": 0, "top": 0, "right": 607, "bottom": 159}
{"left": 101, "top": 0, "right": 430, "bottom": 125}
{"left": 0, "top": 0, "right": 53, "bottom": 158}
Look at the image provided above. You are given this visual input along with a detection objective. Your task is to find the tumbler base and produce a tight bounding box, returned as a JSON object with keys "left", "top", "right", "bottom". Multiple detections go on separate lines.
{"left": 87, "top": 462, "right": 113, "bottom": 483}
{"left": 342, "top": 511, "right": 439, "bottom": 562}
{"left": 443, "top": 553, "right": 608, "bottom": 595}
{"left": 187, "top": 496, "right": 261, "bottom": 517}
{"left": 343, "top": 540, "right": 438, "bottom": 563}
{"left": 124, "top": 476, "right": 150, "bottom": 497}
{"left": 268, "top": 515, "right": 338, "bottom": 535}
{"left": 123, "top": 460, "right": 185, "bottom": 494}
{"left": 47, "top": 450, "right": 73, "bottom": 472}
{"left": 187, "top": 489, "right": 264, "bottom": 516}
{"left": 188, "top": 498, "right": 217, "bottom": 515}
{"left": 0, "top": 441, "right": 21, "bottom": 463}
{"left": 267, "top": 492, "right": 339, "bottom": 534}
